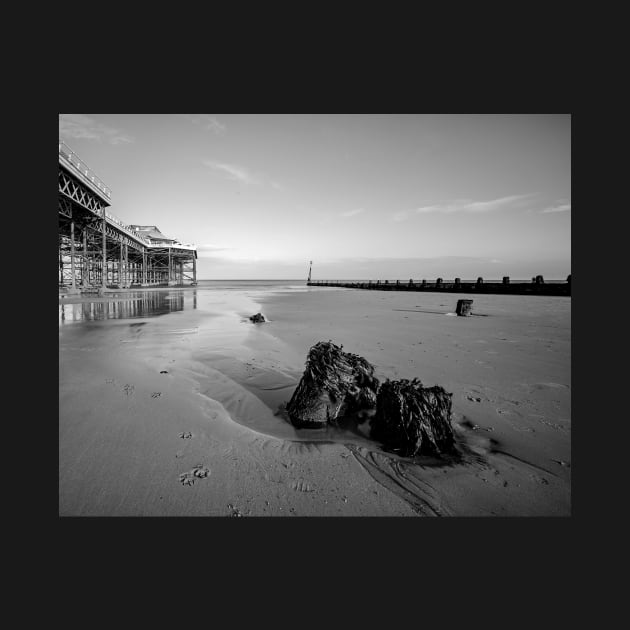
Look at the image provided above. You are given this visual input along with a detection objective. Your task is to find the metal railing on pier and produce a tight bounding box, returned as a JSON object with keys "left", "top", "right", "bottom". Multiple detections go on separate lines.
{"left": 59, "top": 140, "right": 196, "bottom": 252}
{"left": 59, "top": 141, "right": 112, "bottom": 199}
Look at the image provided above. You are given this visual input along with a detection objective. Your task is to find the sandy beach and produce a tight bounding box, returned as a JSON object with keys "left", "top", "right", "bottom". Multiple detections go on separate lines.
{"left": 59, "top": 282, "right": 571, "bottom": 516}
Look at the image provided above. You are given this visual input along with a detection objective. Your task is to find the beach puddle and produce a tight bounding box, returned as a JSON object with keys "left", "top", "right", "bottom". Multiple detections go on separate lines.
{"left": 189, "top": 356, "right": 381, "bottom": 450}
{"left": 59, "top": 291, "right": 187, "bottom": 324}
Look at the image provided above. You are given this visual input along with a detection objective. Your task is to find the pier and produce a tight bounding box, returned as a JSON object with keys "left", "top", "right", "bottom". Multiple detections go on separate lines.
{"left": 307, "top": 276, "right": 571, "bottom": 296}
{"left": 58, "top": 141, "right": 197, "bottom": 295}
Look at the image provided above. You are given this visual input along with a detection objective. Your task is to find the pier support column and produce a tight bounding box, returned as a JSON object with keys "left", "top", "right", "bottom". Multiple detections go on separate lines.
{"left": 102, "top": 206, "right": 107, "bottom": 289}
{"left": 168, "top": 248, "right": 172, "bottom": 283}
{"left": 70, "top": 221, "right": 76, "bottom": 289}
{"left": 143, "top": 250, "right": 147, "bottom": 285}
{"left": 124, "top": 244, "right": 128, "bottom": 288}
{"left": 193, "top": 255, "right": 197, "bottom": 284}
{"left": 82, "top": 229, "right": 87, "bottom": 287}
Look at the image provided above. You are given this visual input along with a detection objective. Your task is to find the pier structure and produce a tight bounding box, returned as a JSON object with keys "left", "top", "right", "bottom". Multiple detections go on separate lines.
{"left": 58, "top": 142, "right": 197, "bottom": 294}
{"left": 307, "top": 276, "right": 571, "bottom": 297}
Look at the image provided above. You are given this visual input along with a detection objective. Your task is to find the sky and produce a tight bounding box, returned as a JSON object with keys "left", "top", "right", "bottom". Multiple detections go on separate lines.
{"left": 59, "top": 114, "right": 571, "bottom": 280}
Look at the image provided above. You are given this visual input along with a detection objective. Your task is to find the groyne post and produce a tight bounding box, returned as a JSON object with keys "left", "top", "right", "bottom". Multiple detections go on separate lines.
{"left": 305, "top": 274, "right": 570, "bottom": 296}
{"left": 456, "top": 299, "right": 473, "bottom": 316}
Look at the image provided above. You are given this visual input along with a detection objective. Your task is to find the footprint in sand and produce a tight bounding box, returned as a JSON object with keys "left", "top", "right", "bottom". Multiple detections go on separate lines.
{"left": 179, "top": 431, "right": 192, "bottom": 439}
{"left": 123, "top": 384, "right": 135, "bottom": 396}
{"left": 529, "top": 474, "right": 549, "bottom": 485}
{"left": 496, "top": 409, "right": 536, "bottom": 433}
{"left": 179, "top": 464, "right": 211, "bottom": 486}
{"left": 291, "top": 480, "right": 315, "bottom": 492}
{"left": 467, "top": 395, "right": 482, "bottom": 403}
{"left": 535, "top": 417, "right": 570, "bottom": 432}
{"left": 227, "top": 504, "right": 243, "bottom": 517}
{"left": 520, "top": 382, "right": 570, "bottom": 394}
{"left": 151, "top": 392, "right": 161, "bottom": 398}
{"left": 552, "top": 459, "right": 571, "bottom": 468}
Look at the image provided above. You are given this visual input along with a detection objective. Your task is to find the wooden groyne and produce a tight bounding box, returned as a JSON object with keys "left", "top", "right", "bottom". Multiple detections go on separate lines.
{"left": 307, "top": 275, "right": 571, "bottom": 297}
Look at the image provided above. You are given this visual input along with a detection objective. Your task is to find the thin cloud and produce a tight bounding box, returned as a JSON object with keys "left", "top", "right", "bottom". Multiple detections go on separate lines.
{"left": 340, "top": 208, "right": 365, "bottom": 218}
{"left": 202, "top": 160, "right": 283, "bottom": 190}
{"left": 196, "top": 244, "right": 235, "bottom": 258}
{"left": 183, "top": 114, "right": 227, "bottom": 135}
{"left": 541, "top": 202, "right": 571, "bottom": 214}
{"left": 203, "top": 160, "right": 259, "bottom": 185}
{"left": 392, "top": 211, "right": 410, "bottom": 222}
{"left": 59, "top": 114, "right": 134, "bottom": 145}
{"left": 197, "top": 244, "right": 233, "bottom": 252}
{"left": 415, "top": 194, "right": 535, "bottom": 214}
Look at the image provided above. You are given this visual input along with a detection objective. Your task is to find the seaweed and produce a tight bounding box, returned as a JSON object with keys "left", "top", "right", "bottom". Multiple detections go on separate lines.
{"left": 371, "top": 378, "right": 454, "bottom": 457}
{"left": 286, "top": 341, "right": 379, "bottom": 428}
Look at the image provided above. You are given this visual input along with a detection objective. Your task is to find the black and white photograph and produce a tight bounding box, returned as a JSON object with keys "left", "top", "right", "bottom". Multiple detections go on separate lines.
{"left": 58, "top": 114, "right": 571, "bottom": 517}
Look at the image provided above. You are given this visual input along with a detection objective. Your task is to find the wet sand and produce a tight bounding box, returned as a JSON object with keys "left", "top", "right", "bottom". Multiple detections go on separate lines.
{"left": 59, "top": 285, "right": 570, "bottom": 516}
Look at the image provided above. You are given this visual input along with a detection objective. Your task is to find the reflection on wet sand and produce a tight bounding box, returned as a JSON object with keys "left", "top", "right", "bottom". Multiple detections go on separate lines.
{"left": 59, "top": 291, "right": 189, "bottom": 324}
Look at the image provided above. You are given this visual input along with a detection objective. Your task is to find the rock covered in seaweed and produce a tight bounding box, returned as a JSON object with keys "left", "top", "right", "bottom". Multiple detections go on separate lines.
{"left": 249, "top": 313, "right": 266, "bottom": 323}
{"left": 286, "top": 341, "right": 379, "bottom": 428}
{"left": 371, "top": 378, "right": 455, "bottom": 457}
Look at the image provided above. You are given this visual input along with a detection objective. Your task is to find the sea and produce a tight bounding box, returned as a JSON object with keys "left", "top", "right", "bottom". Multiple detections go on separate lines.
{"left": 195, "top": 279, "right": 307, "bottom": 291}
